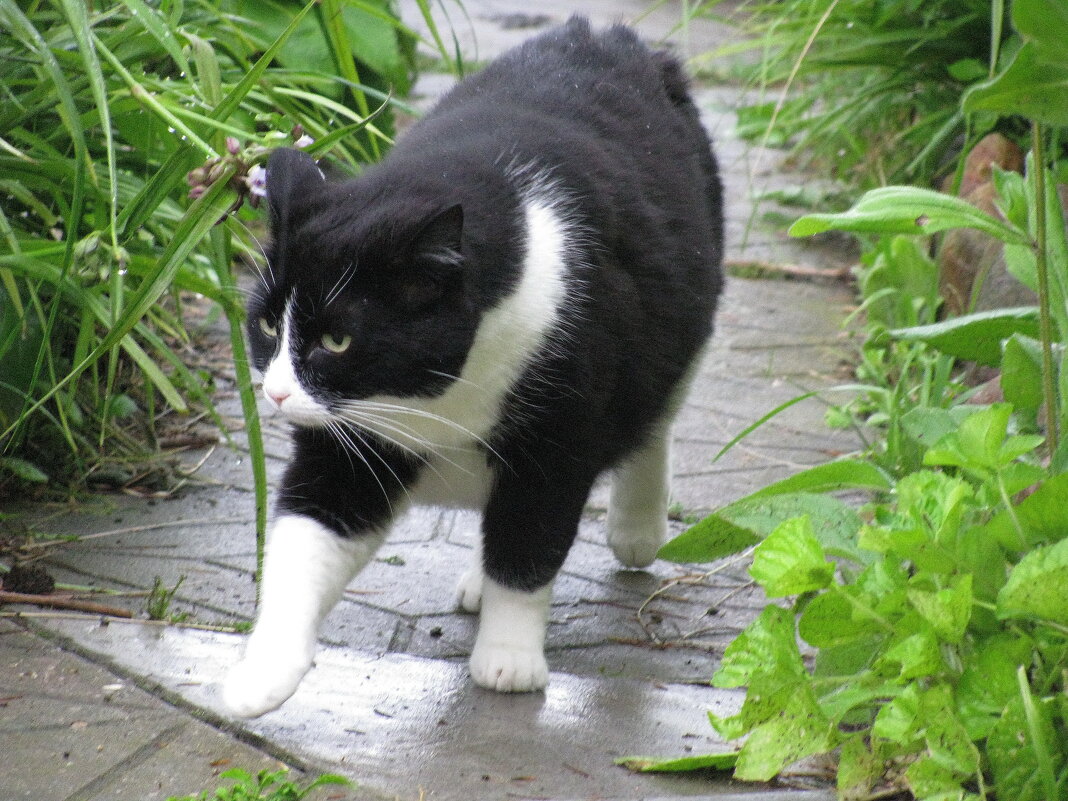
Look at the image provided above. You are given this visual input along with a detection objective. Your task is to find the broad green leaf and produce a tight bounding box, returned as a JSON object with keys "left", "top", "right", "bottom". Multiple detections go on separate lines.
{"left": 733, "top": 686, "right": 836, "bottom": 782}
{"left": 880, "top": 629, "right": 944, "bottom": 679}
{"left": 956, "top": 634, "right": 1033, "bottom": 740}
{"left": 998, "top": 538, "right": 1068, "bottom": 625}
{"left": 888, "top": 307, "right": 1041, "bottom": 366}
{"left": 906, "top": 576, "right": 972, "bottom": 644}
{"left": 1002, "top": 334, "right": 1046, "bottom": 417}
{"left": 874, "top": 683, "right": 921, "bottom": 744}
{"left": 905, "top": 756, "right": 967, "bottom": 800}
{"left": 749, "top": 516, "right": 834, "bottom": 597}
{"left": 962, "top": 43, "right": 1068, "bottom": 128}
{"left": 799, "top": 588, "right": 884, "bottom": 648}
{"left": 615, "top": 752, "right": 738, "bottom": 773}
{"left": 837, "top": 735, "right": 883, "bottom": 801}
{"left": 746, "top": 459, "right": 891, "bottom": 500}
{"left": 656, "top": 514, "right": 759, "bottom": 564}
{"left": 900, "top": 406, "right": 976, "bottom": 450}
{"left": 919, "top": 685, "right": 981, "bottom": 777}
{"left": 713, "top": 605, "right": 804, "bottom": 689}
{"left": 987, "top": 690, "right": 1066, "bottom": 801}
{"left": 1012, "top": 0, "right": 1068, "bottom": 61}
{"left": 925, "top": 403, "right": 1042, "bottom": 472}
{"left": 721, "top": 492, "right": 865, "bottom": 562}
{"left": 789, "top": 186, "right": 1030, "bottom": 245}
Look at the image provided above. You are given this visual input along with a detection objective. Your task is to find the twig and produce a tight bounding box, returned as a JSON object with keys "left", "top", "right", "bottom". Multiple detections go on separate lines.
{"left": 0, "top": 590, "right": 134, "bottom": 618}
{"left": 24, "top": 517, "right": 246, "bottom": 549}
{"left": 0, "top": 610, "right": 248, "bottom": 633}
{"left": 725, "top": 259, "right": 850, "bottom": 281}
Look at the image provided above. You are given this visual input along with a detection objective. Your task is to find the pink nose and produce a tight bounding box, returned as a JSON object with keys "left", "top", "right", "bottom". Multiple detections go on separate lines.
{"left": 266, "top": 389, "right": 290, "bottom": 406}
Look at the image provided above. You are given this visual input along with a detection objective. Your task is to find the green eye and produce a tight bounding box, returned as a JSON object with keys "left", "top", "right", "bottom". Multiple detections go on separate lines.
{"left": 321, "top": 332, "right": 351, "bottom": 353}
{"left": 258, "top": 317, "right": 277, "bottom": 337}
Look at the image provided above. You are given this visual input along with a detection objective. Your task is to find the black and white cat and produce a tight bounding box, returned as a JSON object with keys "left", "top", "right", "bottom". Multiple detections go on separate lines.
{"left": 222, "top": 16, "right": 723, "bottom": 718}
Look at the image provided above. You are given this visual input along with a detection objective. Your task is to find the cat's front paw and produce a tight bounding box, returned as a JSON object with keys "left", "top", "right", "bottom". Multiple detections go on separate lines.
{"left": 221, "top": 654, "right": 312, "bottom": 718}
{"left": 469, "top": 641, "right": 549, "bottom": 692}
{"left": 455, "top": 566, "right": 483, "bottom": 613}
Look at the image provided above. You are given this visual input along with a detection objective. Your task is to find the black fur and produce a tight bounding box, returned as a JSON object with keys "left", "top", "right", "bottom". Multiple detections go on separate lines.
{"left": 248, "top": 17, "right": 724, "bottom": 590}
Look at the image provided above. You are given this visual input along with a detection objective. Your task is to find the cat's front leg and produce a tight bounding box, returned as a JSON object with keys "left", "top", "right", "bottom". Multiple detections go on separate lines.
{"left": 223, "top": 514, "right": 383, "bottom": 717}
{"left": 469, "top": 579, "right": 551, "bottom": 691}
{"left": 469, "top": 458, "right": 594, "bottom": 692}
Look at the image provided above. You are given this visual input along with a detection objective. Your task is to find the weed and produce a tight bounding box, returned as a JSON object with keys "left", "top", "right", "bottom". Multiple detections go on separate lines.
{"left": 167, "top": 767, "right": 350, "bottom": 801}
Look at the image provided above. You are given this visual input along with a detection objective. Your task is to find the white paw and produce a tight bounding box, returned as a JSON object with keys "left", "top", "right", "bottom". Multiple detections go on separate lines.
{"left": 469, "top": 641, "right": 549, "bottom": 692}
{"left": 222, "top": 654, "right": 312, "bottom": 718}
{"left": 607, "top": 520, "right": 665, "bottom": 568}
{"left": 455, "top": 566, "right": 483, "bottom": 613}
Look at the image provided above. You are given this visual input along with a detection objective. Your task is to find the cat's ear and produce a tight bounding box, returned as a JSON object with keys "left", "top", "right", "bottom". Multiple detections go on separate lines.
{"left": 396, "top": 205, "right": 464, "bottom": 310}
{"left": 410, "top": 204, "right": 464, "bottom": 267}
{"left": 265, "top": 148, "right": 325, "bottom": 226}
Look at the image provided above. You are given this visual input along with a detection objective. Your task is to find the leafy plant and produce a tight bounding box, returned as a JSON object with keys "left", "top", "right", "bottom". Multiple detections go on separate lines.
{"left": 0, "top": 0, "right": 420, "bottom": 499}
{"left": 710, "top": 0, "right": 1008, "bottom": 187}
{"left": 639, "top": 1, "right": 1068, "bottom": 796}
{"left": 145, "top": 574, "right": 188, "bottom": 622}
{"left": 639, "top": 407, "right": 1067, "bottom": 798}
{"left": 166, "top": 767, "right": 350, "bottom": 801}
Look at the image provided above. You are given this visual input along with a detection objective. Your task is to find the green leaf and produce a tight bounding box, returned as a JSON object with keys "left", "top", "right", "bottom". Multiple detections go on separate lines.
{"left": 880, "top": 629, "right": 944, "bottom": 679}
{"left": 713, "top": 605, "right": 804, "bottom": 689}
{"left": 925, "top": 403, "right": 1042, "bottom": 472}
{"left": 721, "top": 492, "right": 865, "bottom": 562}
{"left": 1002, "top": 334, "right": 1047, "bottom": 417}
{"left": 963, "top": 43, "right": 1068, "bottom": 128}
{"left": 749, "top": 517, "right": 834, "bottom": 597}
{"left": 1012, "top": 0, "right": 1068, "bottom": 60}
{"left": 733, "top": 685, "right": 837, "bottom": 782}
{"left": 900, "top": 406, "right": 977, "bottom": 450}
{"left": 747, "top": 459, "right": 891, "bottom": 500}
{"left": 888, "top": 307, "right": 1041, "bottom": 366}
{"left": 789, "top": 186, "right": 1030, "bottom": 245}
{"left": 799, "top": 588, "right": 885, "bottom": 649}
{"left": 615, "top": 752, "right": 738, "bottom": 773}
{"left": 657, "top": 514, "right": 759, "bottom": 564}
{"left": 956, "top": 634, "right": 1033, "bottom": 740}
{"left": 906, "top": 576, "right": 972, "bottom": 644}
{"left": 0, "top": 456, "right": 49, "bottom": 483}
{"left": 987, "top": 472, "right": 1068, "bottom": 548}
{"left": 998, "top": 538, "right": 1068, "bottom": 625}
{"left": 987, "top": 684, "right": 1067, "bottom": 801}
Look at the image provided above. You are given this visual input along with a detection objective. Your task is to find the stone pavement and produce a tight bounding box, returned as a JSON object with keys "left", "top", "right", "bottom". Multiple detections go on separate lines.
{"left": 1, "top": 3, "right": 861, "bottom": 800}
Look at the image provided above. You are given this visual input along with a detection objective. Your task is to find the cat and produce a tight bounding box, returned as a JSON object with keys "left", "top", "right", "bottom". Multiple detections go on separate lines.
{"left": 222, "top": 16, "right": 723, "bottom": 718}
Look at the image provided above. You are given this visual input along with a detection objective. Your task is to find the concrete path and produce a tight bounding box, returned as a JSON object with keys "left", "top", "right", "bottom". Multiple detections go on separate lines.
{"left": 1, "top": 3, "right": 859, "bottom": 800}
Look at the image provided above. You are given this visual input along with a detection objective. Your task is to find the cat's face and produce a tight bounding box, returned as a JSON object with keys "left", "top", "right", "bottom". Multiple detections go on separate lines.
{"left": 247, "top": 149, "right": 479, "bottom": 429}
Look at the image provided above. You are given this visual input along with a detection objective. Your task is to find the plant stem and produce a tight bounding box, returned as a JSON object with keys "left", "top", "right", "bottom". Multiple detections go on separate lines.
{"left": 1031, "top": 122, "right": 1059, "bottom": 455}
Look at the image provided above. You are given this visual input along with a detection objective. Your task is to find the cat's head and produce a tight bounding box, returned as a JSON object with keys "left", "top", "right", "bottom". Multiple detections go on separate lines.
{"left": 246, "top": 148, "right": 479, "bottom": 428}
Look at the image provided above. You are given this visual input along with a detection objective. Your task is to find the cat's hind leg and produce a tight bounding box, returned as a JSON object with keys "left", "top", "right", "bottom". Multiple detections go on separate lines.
{"left": 222, "top": 515, "right": 383, "bottom": 718}
{"left": 607, "top": 427, "right": 671, "bottom": 568}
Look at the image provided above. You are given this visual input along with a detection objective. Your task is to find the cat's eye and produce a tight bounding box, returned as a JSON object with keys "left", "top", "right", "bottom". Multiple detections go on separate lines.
{"left": 258, "top": 317, "right": 277, "bottom": 337}
{"left": 321, "top": 332, "right": 351, "bottom": 353}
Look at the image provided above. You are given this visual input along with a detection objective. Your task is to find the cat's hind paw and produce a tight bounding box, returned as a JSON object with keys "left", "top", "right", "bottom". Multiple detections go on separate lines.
{"left": 221, "top": 655, "right": 311, "bottom": 718}
{"left": 469, "top": 641, "right": 549, "bottom": 693}
{"left": 607, "top": 524, "right": 664, "bottom": 568}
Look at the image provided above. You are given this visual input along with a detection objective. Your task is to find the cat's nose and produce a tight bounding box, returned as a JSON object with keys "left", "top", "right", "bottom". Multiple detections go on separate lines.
{"left": 265, "top": 388, "right": 290, "bottom": 407}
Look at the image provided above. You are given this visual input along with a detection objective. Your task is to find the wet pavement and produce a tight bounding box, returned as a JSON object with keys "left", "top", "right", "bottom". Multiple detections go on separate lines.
{"left": 1, "top": 2, "right": 860, "bottom": 800}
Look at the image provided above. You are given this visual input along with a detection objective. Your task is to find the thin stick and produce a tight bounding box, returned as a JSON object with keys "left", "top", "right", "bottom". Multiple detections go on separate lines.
{"left": 0, "top": 591, "right": 134, "bottom": 618}
{"left": 24, "top": 516, "right": 246, "bottom": 549}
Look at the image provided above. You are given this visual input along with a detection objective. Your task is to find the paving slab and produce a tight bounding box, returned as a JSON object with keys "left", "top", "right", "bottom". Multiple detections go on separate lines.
{"left": 0, "top": 2, "right": 860, "bottom": 800}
